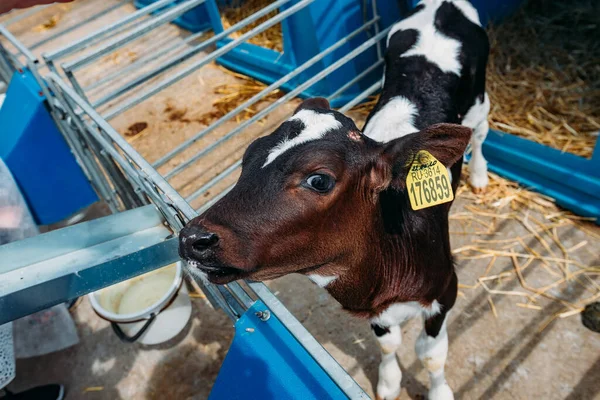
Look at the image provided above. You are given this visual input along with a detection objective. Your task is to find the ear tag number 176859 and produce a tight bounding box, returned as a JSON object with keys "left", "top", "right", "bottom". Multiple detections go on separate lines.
{"left": 405, "top": 150, "right": 453, "bottom": 210}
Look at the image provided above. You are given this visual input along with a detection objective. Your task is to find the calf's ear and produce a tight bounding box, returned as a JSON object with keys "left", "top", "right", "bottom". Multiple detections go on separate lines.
{"left": 294, "top": 97, "right": 331, "bottom": 114}
{"left": 370, "top": 123, "right": 472, "bottom": 192}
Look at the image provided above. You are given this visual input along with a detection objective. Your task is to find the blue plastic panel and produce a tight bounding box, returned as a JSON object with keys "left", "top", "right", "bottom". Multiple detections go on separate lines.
{"left": 215, "top": 0, "right": 389, "bottom": 107}
{"left": 483, "top": 130, "right": 600, "bottom": 223}
{"left": 209, "top": 300, "right": 349, "bottom": 400}
{"left": 0, "top": 69, "right": 97, "bottom": 225}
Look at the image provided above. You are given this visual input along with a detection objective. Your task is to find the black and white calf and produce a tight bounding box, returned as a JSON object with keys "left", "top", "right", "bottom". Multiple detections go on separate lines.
{"left": 365, "top": 0, "right": 490, "bottom": 192}
{"left": 179, "top": 1, "right": 489, "bottom": 400}
{"left": 363, "top": 1, "right": 489, "bottom": 399}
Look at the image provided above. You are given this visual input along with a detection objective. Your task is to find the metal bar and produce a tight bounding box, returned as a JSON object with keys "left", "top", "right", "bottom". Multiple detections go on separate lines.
{"left": 184, "top": 160, "right": 241, "bottom": 203}
{"left": 44, "top": 0, "right": 177, "bottom": 61}
{"left": 28, "top": 0, "right": 129, "bottom": 50}
{"left": 51, "top": 112, "right": 121, "bottom": 213}
{"left": 1, "top": 4, "right": 50, "bottom": 26}
{"left": 0, "top": 233, "right": 179, "bottom": 324}
{"left": 249, "top": 282, "right": 370, "bottom": 399}
{"left": 156, "top": 16, "right": 380, "bottom": 172}
{"left": 370, "top": 0, "right": 383, "bottom": 61}
{"left": 327, "top": 58, "right": 383, "bottom": 100}
{"left": 62, "top": 0, "right": 207, "bottom": 72}
{"left": 48, "top": 72, "right": 198, "bottom": 220}
{"left": 91, "top": 0, "right": 290, "bottom": 109}
{"left": 103, "top": 0, "right": 312, "bottom": 120}
{"left": 217, "top": 285, "right": 245, "bottom": 318}
{"left": 163, "top": 26, "right": 390, "bottom": 181}
{"left": 83, "top": 29, "right": 207, "bottom": 92}
{"left": 197, "top": 183, "right": 234, "bottom": 213}
{"left": 0, "top": 25, "right": 36, "bottom": 62}
{"left": 228, "top": 282, "right": 255, "bottom": 309}
{"left": 338, "top": 78, "right": 382, "bottom": 112}
{"left": 48, "top": 77, "right": 139, "bottom": 209}
{"left": 0, "top": 44, "right": 14, "bottom": 81}
{"left": 65, "top": 68, "right": 90, "bottom": 103}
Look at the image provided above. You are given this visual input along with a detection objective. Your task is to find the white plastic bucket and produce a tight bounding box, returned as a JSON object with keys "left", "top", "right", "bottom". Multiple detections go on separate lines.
{"left": 89, "top": 261, "right": 191, "bottom": 345}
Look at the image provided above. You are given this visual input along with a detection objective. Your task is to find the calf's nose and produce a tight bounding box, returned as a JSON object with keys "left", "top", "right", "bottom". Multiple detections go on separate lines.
{"left": 179, "top": 224, "right": 219, "bottom": 258}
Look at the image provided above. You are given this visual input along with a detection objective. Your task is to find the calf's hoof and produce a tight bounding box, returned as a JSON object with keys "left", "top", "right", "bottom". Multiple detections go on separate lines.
{"left": 470, "top": 185, "right": 486, "bottom": 194}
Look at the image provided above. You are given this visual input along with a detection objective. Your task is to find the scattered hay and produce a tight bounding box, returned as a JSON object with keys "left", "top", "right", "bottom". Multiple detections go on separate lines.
{"left": 452, "top": 167, "right": 599, "bottom": 329}
{"left": 197, "top": 67, "right": 283, "bottom": 125}
{"left": 219, "top": 0, "right": 284, "bottom": 52}
{"left": 487, "top": 0, "right": 600, "bottom": 158}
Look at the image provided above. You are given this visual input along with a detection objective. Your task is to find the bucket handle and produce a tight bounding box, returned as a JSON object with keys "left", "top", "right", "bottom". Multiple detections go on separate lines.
{"left": 111, "top": 313, "right": 156, "bottom": 343}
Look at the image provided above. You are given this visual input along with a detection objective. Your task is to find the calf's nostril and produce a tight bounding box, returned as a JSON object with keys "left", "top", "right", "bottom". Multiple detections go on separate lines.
{"left": 191, "top": 232, "right": 219, "bottom": 252}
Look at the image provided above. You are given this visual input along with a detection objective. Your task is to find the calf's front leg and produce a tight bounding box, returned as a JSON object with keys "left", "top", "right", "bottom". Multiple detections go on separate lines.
{"left": 415, "top": 312, "right": 453, "bottom": 400}
{"left": 372, "top": 324, "right": 402, "bottom": 400}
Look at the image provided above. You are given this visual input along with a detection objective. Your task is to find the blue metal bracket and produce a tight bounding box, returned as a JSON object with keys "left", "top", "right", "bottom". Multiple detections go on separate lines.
{"left": 483, "top": 130, "right": 600, "bottom": 223}
{"left": 0, "top": 205, "right": 179, "bottom": 324}
{"left": 209, "top": 300, "right": 363, "bottom": 399}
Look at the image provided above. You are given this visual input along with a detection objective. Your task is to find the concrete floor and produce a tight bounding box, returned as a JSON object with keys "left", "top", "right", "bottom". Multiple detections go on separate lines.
{"left": 2, "top": 1, "right": 599, "bottom": 399}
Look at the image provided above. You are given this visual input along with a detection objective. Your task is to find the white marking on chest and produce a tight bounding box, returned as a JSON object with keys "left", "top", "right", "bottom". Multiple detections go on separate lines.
{"left": 263, "top": 109, "right": 342, "bottom": 167}
{"left": 363, "top": 96, "right": 418, "bottom": 142}
{"left": 371, "top": 300, "right": 441, "bottom": 327}
{"left": 387, "top": 1, "right": 463, "bottom": 75}
{"left": 308, "top": 274, "right": 338, "bottom": 288}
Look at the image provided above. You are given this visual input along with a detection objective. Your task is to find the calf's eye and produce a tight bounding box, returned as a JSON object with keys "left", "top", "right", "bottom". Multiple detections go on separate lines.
{"left": 305, "top": 174, "right": 335, "bottom": 193}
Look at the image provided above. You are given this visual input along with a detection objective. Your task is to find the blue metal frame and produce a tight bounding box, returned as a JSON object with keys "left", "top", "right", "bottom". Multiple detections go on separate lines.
{"left": 209, "top": 300, "right": 357, "bottom": 400}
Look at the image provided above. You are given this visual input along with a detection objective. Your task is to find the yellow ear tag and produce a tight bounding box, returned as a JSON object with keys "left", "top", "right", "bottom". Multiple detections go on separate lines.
{"left": 405, "top": 150, "right": 454, "bottom": 210}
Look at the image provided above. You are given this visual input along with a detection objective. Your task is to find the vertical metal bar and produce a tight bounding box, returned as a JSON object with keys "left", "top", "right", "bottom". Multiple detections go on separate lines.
{"left": 1, "top": 5, "right": 51, "bottom": 26}
{"left": 227, "top": 282, "right": 255, "bottom": 309}
{"left": 196, "top": 184, "right": 234, "bottom": 213}
{"left": 64, "top": 69, "right": 90, "bottom": 104}
{"left": 327, "top": 58, "right": 384, "bottom": 101}
{"left": 370, "top": 0, "right": 383, "bottom": 61}
{"left": 83, "top": 29, "right": 208, "bottom": 92}
{"left": 91, "top": 0, "right": 290, "bottom": 109}
{"left": 338, "top": 79, "right": 382, "bottom": 112}
{"left": 0, "top": 25, "right": 36, "bottom": 63}
{"left": 162, "top": 25, "right": 391, "bottom": 181}
{"left": 0, "top": 44, "right": 14, "bottom": 81}
{"left": 184, "top": 160, "right": 241, "bottom": 203}
{"left": 103, "top": 0, "right": 313, "bottom": 120}
{"left": 62, "top": 0, "right": 207, "bottom": 72}
{"left": 48, "top": 73, "right": 198, "bottom": 221}
{"left": 28, "top": 0, "right": 130, "bottom": 50}
{"left": 49, "top": 77, "right": 135, "bottom": 209}
{"left": 154, "top": 16, "right": 379, "bottom": 171}
{"left": 43, "top": 0, "right": 180, "bottom": 61}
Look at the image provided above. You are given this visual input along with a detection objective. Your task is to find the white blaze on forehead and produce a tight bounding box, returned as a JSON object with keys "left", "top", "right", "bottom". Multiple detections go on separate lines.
{"left": 387, "top": 0, "right": 465, "bottom": 76}
{"left": 363, "top": 96, "right": 418, "bottom": 142}
{"left": 262, "top": 109, "right": 343, "bottom": 167}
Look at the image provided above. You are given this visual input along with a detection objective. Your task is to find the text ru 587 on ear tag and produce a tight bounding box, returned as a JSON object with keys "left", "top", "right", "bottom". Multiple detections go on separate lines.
{"left": 406, "top": 150, "right": 453, "bottom": 210}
